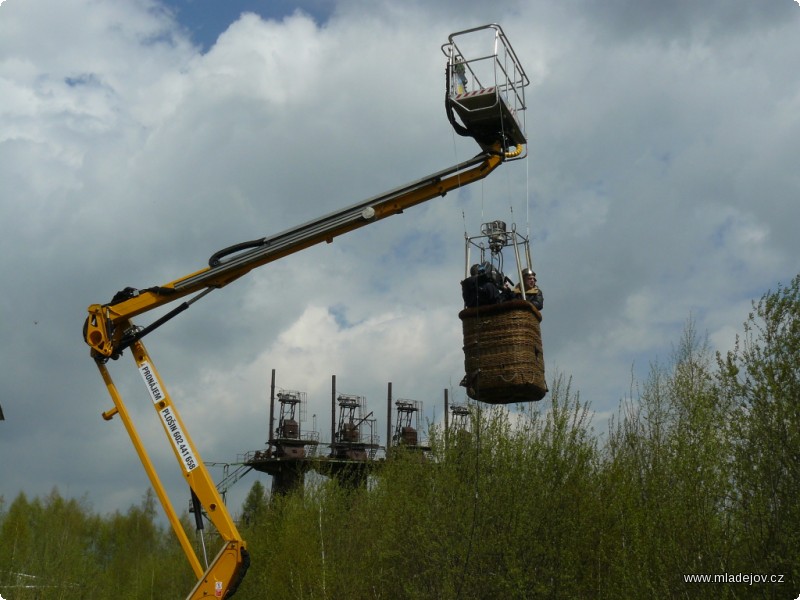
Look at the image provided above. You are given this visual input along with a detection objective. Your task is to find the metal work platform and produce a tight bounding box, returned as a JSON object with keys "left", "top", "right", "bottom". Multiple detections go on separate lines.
{"left": 450, "top": 87, "right": 527, "bottom": 148}
{"left": 442, "top": 24, "right": 529, "bottom": 156}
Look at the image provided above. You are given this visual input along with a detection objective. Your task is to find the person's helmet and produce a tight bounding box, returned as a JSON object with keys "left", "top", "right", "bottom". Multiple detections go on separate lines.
{"left": 522, "top": 268, "right": 536, "bottom": 277}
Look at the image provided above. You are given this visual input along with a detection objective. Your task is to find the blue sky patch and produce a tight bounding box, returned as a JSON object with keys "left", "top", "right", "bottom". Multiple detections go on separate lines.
{"left": 159, "top": 0, "right": 334, "bottom": 51}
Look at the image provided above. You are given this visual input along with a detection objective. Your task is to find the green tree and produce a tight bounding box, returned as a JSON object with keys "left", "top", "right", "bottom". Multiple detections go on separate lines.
{"left": 718, "top": 274, "right": 800, "bottom": 594}
{"left": 240, "top": 479, "right": 269, "bottom": 528}
{"left": 601, "top": 319, "right": 737, "bottom": 598}
{"left": 0, "top": 492, "right": 34, "bottom": 591}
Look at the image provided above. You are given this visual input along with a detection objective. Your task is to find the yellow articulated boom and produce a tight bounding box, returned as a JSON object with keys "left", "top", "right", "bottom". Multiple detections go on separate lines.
{"left": 85, "top": 24, "right": 528, "bottom": 598}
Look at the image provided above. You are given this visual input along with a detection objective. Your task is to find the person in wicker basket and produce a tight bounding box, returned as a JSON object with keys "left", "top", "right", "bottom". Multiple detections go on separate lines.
{"left": 513, "top": 268, "right": 543, "bottom": 311}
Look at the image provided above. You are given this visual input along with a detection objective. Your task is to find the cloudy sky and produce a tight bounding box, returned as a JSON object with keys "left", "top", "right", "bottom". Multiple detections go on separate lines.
{"left": 1, "top": 0, "right": 799, "bottom": 521}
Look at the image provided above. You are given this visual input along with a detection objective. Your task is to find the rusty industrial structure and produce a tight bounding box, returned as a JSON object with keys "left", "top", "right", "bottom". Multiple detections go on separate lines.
{"left": 213, "top": 370, "right": 449, "bottom": 497}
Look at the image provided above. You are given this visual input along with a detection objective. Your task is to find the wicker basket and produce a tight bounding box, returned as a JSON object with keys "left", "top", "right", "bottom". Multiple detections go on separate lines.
{"left": 459, "top": 300, "right": 547, "bottom": 404}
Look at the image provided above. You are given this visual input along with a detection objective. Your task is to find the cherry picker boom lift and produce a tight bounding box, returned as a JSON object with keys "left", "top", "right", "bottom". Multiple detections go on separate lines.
{"left": 84, "top": 24, "right": 528, "bottom": 598}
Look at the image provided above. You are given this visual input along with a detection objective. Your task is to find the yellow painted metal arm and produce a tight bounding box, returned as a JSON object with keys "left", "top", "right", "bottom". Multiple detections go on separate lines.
{"left": 97, "top": 357, "right": 205, "bottom": 580}
{"left": 84, "top": 140, "right": 504, "bottom": 600}
{"left": 100, "top": 338, "right": 249, "bottom": 599}
{"left": 84, "top": 25, "right": 528, "bottom": 600}
{"left": 84, "top": 147, "right": 504, "bottom": 359}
